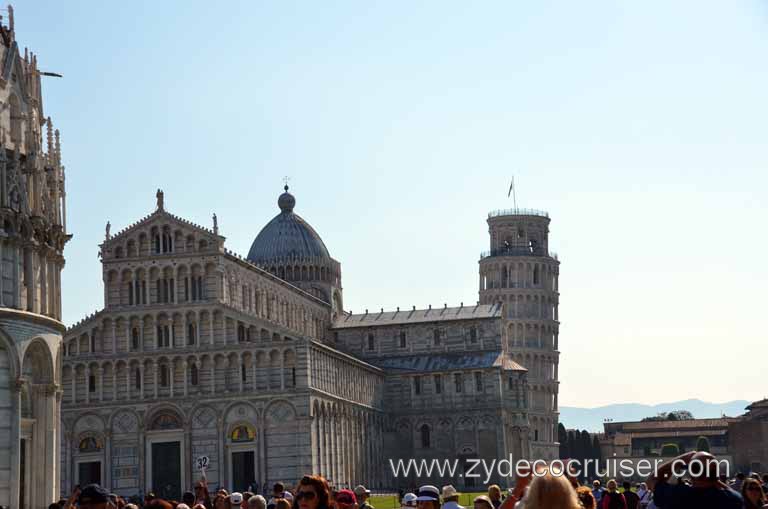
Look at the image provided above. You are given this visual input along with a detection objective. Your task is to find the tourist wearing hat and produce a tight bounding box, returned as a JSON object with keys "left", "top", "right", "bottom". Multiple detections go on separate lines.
{"left": 231, "top": 493, "right": 245, "bottom": 507}
{"left": 472, "top": 496, "right": 493, "bottom": 509}
{"left": 415, "top": 485, "right": 440, "bottom": 509}
{"left": 354, "top": 485, "right": 373, "bottom": 509}
{"left": 441, "top": 486, "right": 463, "bottom": 509}
{"left": 401, "top": 493, "right": 418, "bottom": 509}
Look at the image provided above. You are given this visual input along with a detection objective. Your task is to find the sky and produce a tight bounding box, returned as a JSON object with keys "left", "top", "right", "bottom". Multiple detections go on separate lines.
{"left": 15, "top": 0, "right": 768, "bottom": 408}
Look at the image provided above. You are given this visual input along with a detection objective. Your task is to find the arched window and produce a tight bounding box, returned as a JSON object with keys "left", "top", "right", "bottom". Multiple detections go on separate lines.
{"left": 433, "top": 329, "right": 441, "bottom": 346}
{"left": 187, "top": 323, "right": 196, "bottom": 345}
{"left": 420, "top": 424, "right": 430, "bottom": 448}
{"left": 134, "top": 368, "right": 141, "bottom": 390}
{"left": 533, "top": 265, "right": 540, "bottom": 285}
{"left": 191, "top": 364, "right": 199, "bottom": 386}
{"left": 454, "top": 373, "right": 463, "bottom": 393}
{"left": 159, "top": 365, "right": 169, "bottom": 387}
{"left": 399, "top": 331, "right": 407, "bottom": 348}
{"left": 469, "top": 326, "right": 478, "bottom": 343}
{"left": 131, "top": 328, "right": 140, "bottom": 351}
{"left": 367, "top": 333, "right": 375, "bottom": 351}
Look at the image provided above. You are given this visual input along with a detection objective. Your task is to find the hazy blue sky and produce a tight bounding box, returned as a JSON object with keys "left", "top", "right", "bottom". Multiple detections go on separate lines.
{"left": 18, "top": 1, "right": 768, "bottom": 408}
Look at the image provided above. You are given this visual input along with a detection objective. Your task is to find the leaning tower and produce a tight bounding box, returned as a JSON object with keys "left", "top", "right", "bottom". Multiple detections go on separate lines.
{"left": 478, "top": 208, "right": 560, "bottom": 460}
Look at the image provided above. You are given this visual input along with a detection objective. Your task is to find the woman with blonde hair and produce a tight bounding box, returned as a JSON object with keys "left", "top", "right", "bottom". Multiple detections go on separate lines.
{"left": 518, "top": 469, "right": 581, "bottom": 509}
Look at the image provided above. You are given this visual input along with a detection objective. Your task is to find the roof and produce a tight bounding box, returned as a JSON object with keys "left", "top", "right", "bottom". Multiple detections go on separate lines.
{"left": 610, "top": 418, "right": 734, "bottom": 432}
{"left": 371, "top": 351, "right": 526, "bottom": 373}
{"left": 333, "top": 303, "right": 502, "bottom": 329}
{"left": 628, "top": 429, "right": 728, "bottom": 439}
{"left": 247, "top": 187, "right": 331, "bottom": 264}
{"left": 746, "top": 399, "right": 768, "bottom": 411}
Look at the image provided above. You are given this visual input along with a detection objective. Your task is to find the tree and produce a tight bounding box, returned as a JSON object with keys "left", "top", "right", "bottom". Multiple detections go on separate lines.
{"left": 661, "top": 443, "right": 680, "bottom": 456}
{"left": 567, "top": 430, "right": 577, "bottom": 459}
{"left": 696, "top": 436, "right": 711, "bottom": 452}
{"left": 558, "top": 423, "right": 568, "bottom": 459}
{"left": 591, "top": 435, "right": 603, "bottom": 480}
{"left": 642, "top": 410, "right": 695, "bottom": 422}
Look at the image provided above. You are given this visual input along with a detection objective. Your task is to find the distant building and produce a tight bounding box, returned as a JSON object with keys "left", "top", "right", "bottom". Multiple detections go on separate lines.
{"left": 600, "top": 403, "right": 768, "bottom": 478}
{"left": 729, "top": 399, "right": 768, "bottom": 473}
{"left": 601, "top": 418, "right": 735, "bottom": 459}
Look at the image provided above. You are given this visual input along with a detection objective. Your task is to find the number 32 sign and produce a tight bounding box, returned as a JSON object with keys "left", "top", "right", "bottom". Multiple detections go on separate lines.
{"left": 196, "top": 455, "right": 210, "bottom": 471}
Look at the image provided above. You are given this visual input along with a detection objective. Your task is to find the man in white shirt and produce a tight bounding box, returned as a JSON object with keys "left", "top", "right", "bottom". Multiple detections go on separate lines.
{"left": 441, "top": 486, "right": 464, "bottom": 509}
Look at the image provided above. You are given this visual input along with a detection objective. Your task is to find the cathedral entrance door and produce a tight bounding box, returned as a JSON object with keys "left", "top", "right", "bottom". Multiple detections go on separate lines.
{"left": 78, "top": 461, "right": 102, "bottom": 486}
{"left": 151, "top": 441, "right": 181, "bottom": 500}
{"left": 231, "top": 451, "right": 256, "bottom": 491}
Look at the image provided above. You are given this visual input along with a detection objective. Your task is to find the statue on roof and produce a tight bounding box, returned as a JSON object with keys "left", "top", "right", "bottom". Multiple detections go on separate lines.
{"left": 156, "top": 189, "right": 164, "bottom": 211}
{"left": 105, "top": 221, "right": 111, "bottom": 240}
{"left": 213, "top": 213, "right": 219, "bottom": 235}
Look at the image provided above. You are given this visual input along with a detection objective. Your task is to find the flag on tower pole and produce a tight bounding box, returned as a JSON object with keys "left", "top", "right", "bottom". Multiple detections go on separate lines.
{"left": 508, "top": 177, "right": 517, "bottom": 210}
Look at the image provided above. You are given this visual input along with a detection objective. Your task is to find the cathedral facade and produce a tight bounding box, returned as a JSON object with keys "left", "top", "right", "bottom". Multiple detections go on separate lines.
{"left": 60, "top": 186, "right": 559, "bottom": 497}
{"left": 0, "top": 7, "right": 70, "bottom": 509}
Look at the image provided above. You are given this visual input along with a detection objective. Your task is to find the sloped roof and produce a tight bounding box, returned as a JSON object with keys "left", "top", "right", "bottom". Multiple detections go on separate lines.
{"left": 615, "top": 418, "right": 734, "bottom": 431}
{"left": 333, "top": 303, "right": 502, "bottom": 329}
{"left": 371, "top": 351, "right": 526, "bottom": 373}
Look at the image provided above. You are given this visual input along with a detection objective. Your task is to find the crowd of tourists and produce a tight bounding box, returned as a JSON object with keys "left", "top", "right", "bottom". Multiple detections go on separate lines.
{"left": 43, "top": 452, "right": 768, "bottom": 509}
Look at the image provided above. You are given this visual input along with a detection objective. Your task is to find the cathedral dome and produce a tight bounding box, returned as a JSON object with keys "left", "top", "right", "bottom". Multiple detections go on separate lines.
{"left": 247, "top": 186, "right": 331, "bottom": 264}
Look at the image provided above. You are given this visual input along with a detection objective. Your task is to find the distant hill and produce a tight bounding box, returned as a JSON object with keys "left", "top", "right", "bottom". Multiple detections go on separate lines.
{"left": 560, "top": 399, "right": 750, "bottom": 432}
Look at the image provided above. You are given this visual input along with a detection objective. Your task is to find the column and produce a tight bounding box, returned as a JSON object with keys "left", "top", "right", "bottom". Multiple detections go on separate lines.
{"left": 181, "top": 360, "right": 189, "bottom": 398}
{"left": 139, "top": 365, "right": 144, "bottom": 400}
{"left": 99, "top": 366, "right": 104, "bottom": 402}
{"left": 238, "top": 353, "right": 244, "bottom": 393}
{"left": 328, "top": 414, "right": 336, "bottom": 484}
{"left": 153, "top": 361, "right": 158, "bottom": 399}
{"left": 169, "top": 361, "right": 174, "bottom": 398}
{"left": 104, "top": 431, "right": 112, "bottom": 490}
{"left": 85, "top": 366, "right": 90, "bottom": 404}
{"left": 252, "top": 356, "right": 258, "bottom": 391}
{"left": 209, "top": 311, "right": 215, "bottom": 345}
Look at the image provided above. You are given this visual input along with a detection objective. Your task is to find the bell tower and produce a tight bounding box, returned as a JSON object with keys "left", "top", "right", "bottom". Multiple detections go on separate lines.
{"left": 479, "top": 208, "right": 560, "bottom": 460}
